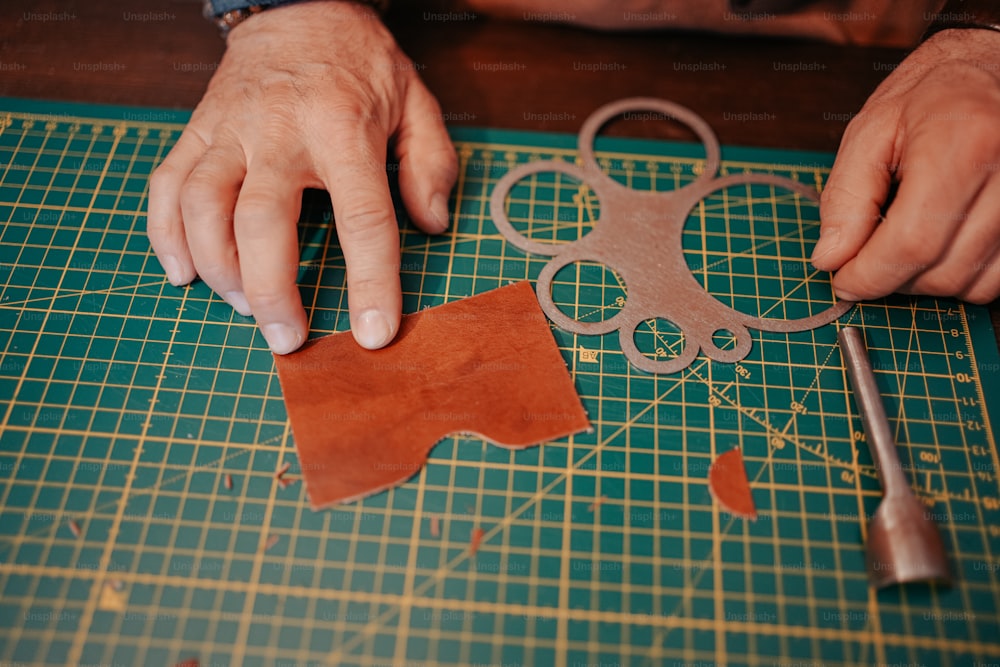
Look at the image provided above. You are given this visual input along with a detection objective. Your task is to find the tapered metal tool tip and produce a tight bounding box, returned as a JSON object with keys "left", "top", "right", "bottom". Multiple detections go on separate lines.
{"left": 866, "top": 495, "right": 951, "bottom": 589}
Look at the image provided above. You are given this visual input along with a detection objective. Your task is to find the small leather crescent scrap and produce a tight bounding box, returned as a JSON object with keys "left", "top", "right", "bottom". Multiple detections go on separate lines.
{"left": 273, "top": 281, "right": 591, "bottom": 509}
{"left": 708, "top": 447, "right": 757, "bottom": 519}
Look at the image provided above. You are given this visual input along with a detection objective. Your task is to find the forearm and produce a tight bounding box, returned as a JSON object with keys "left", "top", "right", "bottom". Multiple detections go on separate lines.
{"left": 445, "top": 0, "right": 941, "bottom": 47}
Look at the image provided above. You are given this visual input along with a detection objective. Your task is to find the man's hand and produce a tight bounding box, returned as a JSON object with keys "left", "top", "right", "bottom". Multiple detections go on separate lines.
{"left": 147, "top": 1, "right": 457, "bottom": 353}
{"left": 813, "top": 28, "right": 1000, "bottom": 304}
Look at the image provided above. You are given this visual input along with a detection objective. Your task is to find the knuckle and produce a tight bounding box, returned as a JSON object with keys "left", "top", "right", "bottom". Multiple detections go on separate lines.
{"left": 233, "top": 193, "right": 280, "bottom": 229}
{"left": 818, "top": 182, "right": 841, "bottom": 210}
{"left": 193, "top": 263, "right": 235, "bottom": 291}
{"left": 913, "top": 270, "right": 970, "bottom": 297}
{"left": 434, "top": 144, "right": 459, "bottom": 181}
{"left": 346, "top": 273, "right": 399, "bottom": 297}
{"left": 251, "top": 140, "right": 304, "bottom": 175}
{"left": 892, "top": 233, "right": 941, "bottom": 268}
{"left": 245, "top": 285, "right": 298, "bottom": 314}
{"left": 820, "top": 182, "right": 860, "bottom": 208}
{"left": 255, "top": 151, "right": 294, "bottom": 175}
{"left": 315, "top": 126, "right": 386, "bottom": 177}
{"left": 947, "top": 95, "right": 995, "bottom": 120}
{"left": 836, "top": 262, "right": 891, "bottom": 299}
{"left": 326, "top": 97, "right": 371, "bottom": 123}
{"left": 962, "top": 284, "right": 1000, "bottom": 305}
{"left": 961, "top": 262, "right": 1000, "bottom": 304}
{"left": 843, "top": 276, "right": 883, "bottom": 300}
{"left": 965, "top": 132, "right": 1000, "bottom": 165}
{"left": 337, "top": 138, "right": 389, "bottom": 176}
{"left": 841, "top": 115, "right": 867, "bottom": 140}
{"left": 338, "top": 204, "right": 395, "bottom": 235}
{"left": 844, "top": 101, "right": 893, "bottom": 137}
{"left": 189, "top": 239, "right": 238, "bottom": 274}
{"left": 179, "top": 172, "right": 224, "bottom": 214}
{"left": 149, "top": 162, "right": 183, "bottom": 196}
{"left": 326, "top": 94, "right": 387, "bottom": 132}
{"left": 145, "top": 225, "right": 170, "bottom": 247}
{"left": 819, "top": 184, "right": 877, "bottom": 227}
{"left": 145, "top": 208, "right": 173, "bottom": 238}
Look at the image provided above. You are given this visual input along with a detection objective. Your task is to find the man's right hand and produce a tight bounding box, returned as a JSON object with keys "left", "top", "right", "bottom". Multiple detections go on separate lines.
{"left": 147, "top": 1, "right": 457, "bottom": 354}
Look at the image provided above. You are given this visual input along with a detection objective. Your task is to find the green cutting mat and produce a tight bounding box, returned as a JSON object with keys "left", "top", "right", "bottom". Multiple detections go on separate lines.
{"left": 1, "top": 98, "right": 999, "bottom": 667}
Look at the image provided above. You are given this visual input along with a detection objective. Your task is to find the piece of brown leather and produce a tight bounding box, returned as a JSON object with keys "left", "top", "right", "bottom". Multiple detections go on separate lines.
{"left": 708, "top": 447, "right": 757, "bottom": 519}
{"left": 273, "top": 281, "right": 591, "bottom": 509}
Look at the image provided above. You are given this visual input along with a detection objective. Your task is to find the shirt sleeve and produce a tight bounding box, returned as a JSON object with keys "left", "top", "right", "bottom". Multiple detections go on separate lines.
{"left": 204, "top": 0, "right": 296, "bottom": 16}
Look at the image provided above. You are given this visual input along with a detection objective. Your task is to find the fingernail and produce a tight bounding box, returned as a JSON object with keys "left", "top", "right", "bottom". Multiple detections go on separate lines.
{"left": 355, "top": 309, "right": 394, "bottom": 350}
{"left": 429, "top": 193, "right": 450, "bottom": 232}
{"left": 224, "top": 291, "right": 252, "bottom": 317}
{"left": 811, "top": 228, "right": 840, "bottom": 263}
{"left": 262, "top": 323, "right": 302, "bottom": 355}
{"left": 160, "top": 254, "right": 185, "bottom": 286}
{"left": 835, "top": 288, "right": 860, "bottom": 302}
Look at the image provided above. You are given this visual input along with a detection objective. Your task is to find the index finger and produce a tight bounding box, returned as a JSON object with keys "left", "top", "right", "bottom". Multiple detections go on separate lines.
{"left": 147, "top": 129, "right": 207, "bottom": 286}
{"left": 813, "top": 108, "right": 895, "bottom": 273}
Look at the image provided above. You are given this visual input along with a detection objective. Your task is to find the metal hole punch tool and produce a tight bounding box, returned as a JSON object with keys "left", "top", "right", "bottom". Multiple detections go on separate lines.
{"left": 838, "top": 326, "right": 951, "bottom": 589}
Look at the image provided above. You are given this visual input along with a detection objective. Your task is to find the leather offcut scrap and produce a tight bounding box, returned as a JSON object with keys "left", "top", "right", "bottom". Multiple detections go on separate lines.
{"left": 273, "top": 281, "right": 591, "bottom": 509}
{"left": 708, "top": 447, "right": 757, "bottom": 519}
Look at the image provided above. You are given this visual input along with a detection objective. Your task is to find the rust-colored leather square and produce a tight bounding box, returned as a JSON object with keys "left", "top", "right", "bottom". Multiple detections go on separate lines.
{"left": 273, "top": 281, "right": 591, "bottom": 509}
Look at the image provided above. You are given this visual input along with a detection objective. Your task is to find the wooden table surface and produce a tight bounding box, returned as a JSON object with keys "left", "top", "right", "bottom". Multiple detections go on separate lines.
{"left": 2, "top": 0, "right": 998, "bottom": 342}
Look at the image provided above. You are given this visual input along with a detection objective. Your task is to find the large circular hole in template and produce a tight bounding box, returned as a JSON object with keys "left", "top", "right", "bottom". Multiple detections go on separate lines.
{"left": 633, "top": 318, "right": 686, "bottom": 362}
{"left": 591, "top": 109, "right": 709, "bottom": 192}
{"left": 503, "top": 169, "right": 599, "bottom": 247}
{"left": 682, "top": 179, "right": 839, "bottom": 322}
{"left": 550, "top": 260, "right": 626, "bottom": 324}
